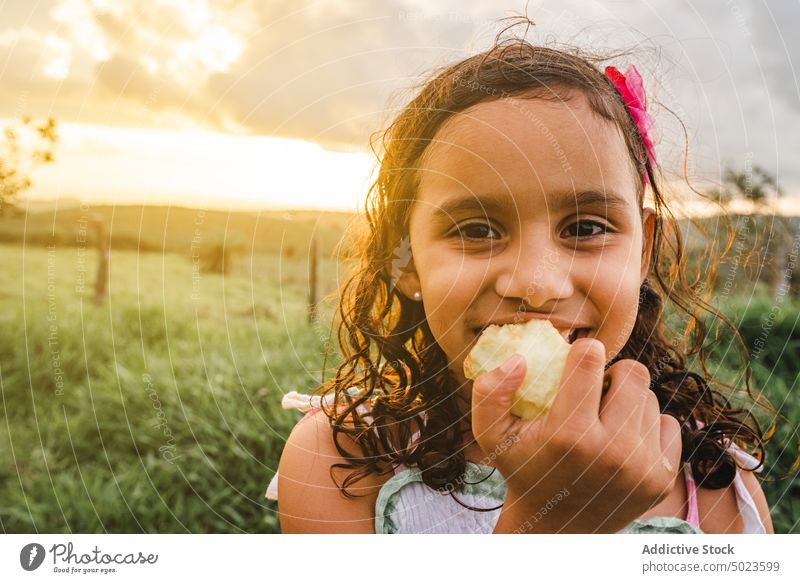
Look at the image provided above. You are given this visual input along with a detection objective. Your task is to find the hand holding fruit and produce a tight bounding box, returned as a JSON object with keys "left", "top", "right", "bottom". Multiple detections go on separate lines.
{"left": 467, "top": 325, "right": 682, "bottom": 533}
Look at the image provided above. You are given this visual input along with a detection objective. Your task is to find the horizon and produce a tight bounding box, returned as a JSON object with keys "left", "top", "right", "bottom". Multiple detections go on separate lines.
{"left": 17, "top": 189, "right": 800, "bottom": 220}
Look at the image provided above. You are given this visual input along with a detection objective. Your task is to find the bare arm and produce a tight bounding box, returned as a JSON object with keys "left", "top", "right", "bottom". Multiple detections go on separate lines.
{"left": 278, "top": 411, "right": 388, "bottom": 533}
{"left": 739, "top": 469, "right": 775, "bottom": 534}
{"left": 695, "top": 467, "right": 775, "bottom": 534}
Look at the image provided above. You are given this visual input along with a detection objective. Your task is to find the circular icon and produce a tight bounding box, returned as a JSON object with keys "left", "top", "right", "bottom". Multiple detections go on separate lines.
{"left": 20, "top": 543, "right": 46, "bottom": 571}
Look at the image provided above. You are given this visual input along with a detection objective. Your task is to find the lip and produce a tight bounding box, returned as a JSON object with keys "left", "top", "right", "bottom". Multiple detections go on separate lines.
{"left": 470, "top": 314, "right": 592, "bottom": 344}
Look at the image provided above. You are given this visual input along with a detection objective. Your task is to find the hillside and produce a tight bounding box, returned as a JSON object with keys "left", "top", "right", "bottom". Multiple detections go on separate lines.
{"left": 0, "top": 204, "right": 357, "bottom": 259}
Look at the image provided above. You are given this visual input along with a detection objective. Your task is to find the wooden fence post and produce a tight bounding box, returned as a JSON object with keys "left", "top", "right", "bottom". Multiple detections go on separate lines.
{"left": 92, "top": 214, "right": 109, "bottom": 305}
{"left": 308, "top": 235, "right": 318, "bottom": 323}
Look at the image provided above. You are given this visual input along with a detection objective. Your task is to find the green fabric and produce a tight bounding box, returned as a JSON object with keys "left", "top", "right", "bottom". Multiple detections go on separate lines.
{"left": 375, "top": 462, "right": 703, "bottom": 534}
{"left": 620, "top": 516, "right": 703, "bottom": 534}
{"left": 375, "top": 462, "right": 506, "bottom": 534}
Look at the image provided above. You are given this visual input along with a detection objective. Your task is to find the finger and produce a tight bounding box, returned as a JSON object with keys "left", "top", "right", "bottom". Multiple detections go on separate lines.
{"left": 638, "top": 394, "right": 663, "bottom": 473}
{"left": 657, "top": 414, "right": 682, "bottom": 482}
{"left": 471, "top": 353, "right": 527, "bottom": 450}
{"left": 599, "top": 360, "right": 651, "bottom": 431}
{"left": 547, "top": 338, "right": 606, "bottom": 429}
{"left": 639, "top": 389, "right": 661, "bottom": 434}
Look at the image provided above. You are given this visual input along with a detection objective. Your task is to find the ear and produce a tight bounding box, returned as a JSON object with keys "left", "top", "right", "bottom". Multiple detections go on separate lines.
{"left": 391, "top": 248, "right": 422, "bottom": 301}
{"left": 395, "top": 259, "right": 422, "bottom": 299}
{"left": 640, "top": 206, "right": 656, "bottom": 283}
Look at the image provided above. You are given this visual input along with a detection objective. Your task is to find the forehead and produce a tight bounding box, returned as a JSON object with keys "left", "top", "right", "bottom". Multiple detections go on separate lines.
{"left": 414, "top": 93, "right": 638, "bottom": 217}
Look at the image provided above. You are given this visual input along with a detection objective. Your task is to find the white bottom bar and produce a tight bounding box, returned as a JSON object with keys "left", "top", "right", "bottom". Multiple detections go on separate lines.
{"left": 1, "top": 534, "right": 798, "bottom": 582}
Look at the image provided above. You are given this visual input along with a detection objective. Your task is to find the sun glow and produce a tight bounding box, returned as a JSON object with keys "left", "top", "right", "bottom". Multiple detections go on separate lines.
{"left": 23, "top": 122, "right": 376, "bottom": 211}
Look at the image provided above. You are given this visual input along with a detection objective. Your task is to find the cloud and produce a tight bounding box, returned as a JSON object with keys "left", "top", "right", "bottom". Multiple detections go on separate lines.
{"left": 747, "top": 1, "right": 800, "bottom": 111}
{"left": 1, "top": 0, "right": 499, "bottom": 144}
{"left": 202, "top": 0, "right": 498, "bottom": 148}
{"left": 0, "top": 0, "right": 259, "bottom": 125}
{"left": 0, "top": 0, "right": 797, "bottom": 192}
{"left": 0, "top": 27, "right": 73, "bottom": 82}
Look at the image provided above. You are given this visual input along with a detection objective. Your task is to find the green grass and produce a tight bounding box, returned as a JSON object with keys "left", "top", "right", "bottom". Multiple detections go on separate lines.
{"left": 0, "top": 238, "right": 797, "bottom": 533}
{"left": 0, "top": 242, "right": 343, "bottom": 532}
{"left": 702, "top": 293, "right": 800, "bottom": 533}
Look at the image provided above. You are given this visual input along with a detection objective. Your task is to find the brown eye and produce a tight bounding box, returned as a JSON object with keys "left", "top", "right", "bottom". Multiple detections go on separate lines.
{"left": 455, "top": 222, "right": 501, "bottom": 240}
{"left": 561, "top": 220, "right": 608, "bottom": 238}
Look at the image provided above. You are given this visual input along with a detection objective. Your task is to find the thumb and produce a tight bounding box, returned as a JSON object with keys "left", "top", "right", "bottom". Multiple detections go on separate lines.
{"left": 548, "top": 338, "right": 605, "bottom": 427}
{"left": 471, "top": 353, "right": 527, "bottom": 449}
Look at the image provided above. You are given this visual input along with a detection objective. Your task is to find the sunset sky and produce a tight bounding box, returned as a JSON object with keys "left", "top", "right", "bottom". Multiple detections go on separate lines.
{"left": 1, "top": 0, "right": 797, "bottom": 212}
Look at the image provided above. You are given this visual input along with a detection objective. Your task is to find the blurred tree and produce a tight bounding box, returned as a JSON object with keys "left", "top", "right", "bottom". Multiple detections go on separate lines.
{"left": 726, "top": 164, "right": 794, "bottom": 298}
{"left": 708, "top": 186, "right": 732, "bottom": 209}
{"left": 0, "top": 116, "right": 58, "bottom": 214}
{"left": 199, "top": 232, "right": 245, "bottom": 275}
{"left": 723, "top": 163, "right": 783, "bottom": 209}
{"left": 708, "top": 164, "right": 795, "bottom": 298}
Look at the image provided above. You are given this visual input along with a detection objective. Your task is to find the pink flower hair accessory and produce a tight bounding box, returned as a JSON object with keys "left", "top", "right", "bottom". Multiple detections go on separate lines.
{"left": 604, "top": 65, "right": 657, "bottom": 186}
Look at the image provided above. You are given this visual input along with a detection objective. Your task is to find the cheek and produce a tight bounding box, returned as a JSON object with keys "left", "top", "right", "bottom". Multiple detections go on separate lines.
{"left": 591, "top": 269, "right": 642, "bottom": 361}
{"left": 420, "top": 261, "right": 478, "bottom": 317}
{"left": 416, "top": 252, "right": 483, "bottom": 346}
{"left": 584, "top": 231, "right": 645, "bottom": 359}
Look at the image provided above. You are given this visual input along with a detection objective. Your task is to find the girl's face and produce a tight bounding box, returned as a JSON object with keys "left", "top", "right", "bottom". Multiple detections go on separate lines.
{"left": 397, "top": 92, "right": 655, "bottom": 387}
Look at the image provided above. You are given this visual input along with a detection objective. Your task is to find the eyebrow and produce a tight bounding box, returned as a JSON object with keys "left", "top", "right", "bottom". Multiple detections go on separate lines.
{"left": 431, "top": 189, "right": 632, "bottom": 220}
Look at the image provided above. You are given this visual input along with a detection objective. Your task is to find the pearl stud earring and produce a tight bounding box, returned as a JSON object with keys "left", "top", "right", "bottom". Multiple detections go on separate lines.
{"left": 413, "top": 291, "right": 422, "bottom": 301}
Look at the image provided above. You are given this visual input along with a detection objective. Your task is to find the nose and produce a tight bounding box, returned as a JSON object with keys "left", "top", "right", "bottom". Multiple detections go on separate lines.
{"left": 494, "top": 235, "right": 575, "bottom": 308}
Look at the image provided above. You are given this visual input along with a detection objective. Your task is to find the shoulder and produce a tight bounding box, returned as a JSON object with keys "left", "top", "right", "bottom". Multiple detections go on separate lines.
{"left": 738, "top": 468, "right": 775, "bottom": 533}
{"left": 697, "top": 468, "right": 774, "bottom": 534}
{"left": 277, "top": 409, "right": 393, "bottom": 533}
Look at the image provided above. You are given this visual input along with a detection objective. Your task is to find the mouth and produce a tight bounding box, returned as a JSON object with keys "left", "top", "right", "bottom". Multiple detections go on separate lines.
{"left": 471, "top": 323, "right": 591, "bottom": 344}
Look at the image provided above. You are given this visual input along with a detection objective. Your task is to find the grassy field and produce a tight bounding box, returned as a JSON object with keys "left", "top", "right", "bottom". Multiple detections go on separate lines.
{"left": 0, "top": 241, "right": 344, "bottom": 533}
{"left": 0, "top": 228, "right": 798, "bottom": 533}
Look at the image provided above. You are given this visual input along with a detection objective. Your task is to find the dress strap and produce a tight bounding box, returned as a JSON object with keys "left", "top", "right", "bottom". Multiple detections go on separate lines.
{"left": 732, "top": 468, "right": 766, "bottom": 533}
{"left": 727, "top": 441, "right": 766, "bottom": 533}
{"left": 264, "top": 387, "right": 371, "bottom": 501}
{"left": 282, "top": 386, "right": 368, "bottom": 414}
{"left": 727, "top": 441, "right": 763, "bottom": 472}
{"left": 682, "top": 463, "right": 701, "bottom": 529}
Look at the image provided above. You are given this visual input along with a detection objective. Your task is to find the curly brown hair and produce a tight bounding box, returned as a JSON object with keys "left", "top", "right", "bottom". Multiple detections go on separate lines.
{"left": 314, "top": 20, "right": 772, "bottom": 503}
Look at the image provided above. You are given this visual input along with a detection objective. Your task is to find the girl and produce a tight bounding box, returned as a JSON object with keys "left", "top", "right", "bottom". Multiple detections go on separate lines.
{"left": 268, "top": 24, "right": 774, "bottom": 534}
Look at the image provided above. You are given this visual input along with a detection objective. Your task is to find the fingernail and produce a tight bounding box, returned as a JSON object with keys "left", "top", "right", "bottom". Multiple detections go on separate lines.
{"left": 500, "top": 354, "right": 523, "bottom": 375}
{"left": 574, "top": 337, "right": 600, "bottom": 350}
{"left": 574, "top": 337, "right": 606, "bottom": 358}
